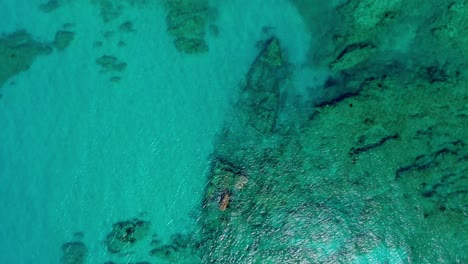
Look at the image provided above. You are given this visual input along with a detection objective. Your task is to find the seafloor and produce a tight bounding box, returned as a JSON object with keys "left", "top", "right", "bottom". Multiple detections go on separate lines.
{"left": 1, "top": 0, "right": 467, "bottom": 263}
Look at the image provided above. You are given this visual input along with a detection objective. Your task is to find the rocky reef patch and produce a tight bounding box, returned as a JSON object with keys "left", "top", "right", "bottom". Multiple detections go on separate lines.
{"left": 105, "top": 218, "right": 151, "bottom": 254}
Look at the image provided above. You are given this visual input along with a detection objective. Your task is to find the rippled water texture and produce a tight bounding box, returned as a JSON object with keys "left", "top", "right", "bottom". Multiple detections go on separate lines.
{"left": 0, "top": 0, "right": 466, "bottom": 263}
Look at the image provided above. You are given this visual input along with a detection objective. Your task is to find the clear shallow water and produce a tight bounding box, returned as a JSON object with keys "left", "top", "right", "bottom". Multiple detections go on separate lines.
{"left": 1, "top": 0, "right": 467, "bottom": 263}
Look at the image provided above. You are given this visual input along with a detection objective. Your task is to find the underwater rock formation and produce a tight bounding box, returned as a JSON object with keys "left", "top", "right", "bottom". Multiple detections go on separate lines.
{"left": 297, "top": 63, "right": 467, "bottom": 262}
{"left": 95, "top": 55, "right": 127, "bottom": 82}
{"left": 54, "top": 30, "right": 75, "bottom": 51}
{"left": 164, "top": 0, "right": 213, "bottom": 54}
{"left": 60, "top": 241, "right": 88, "bottom": 264}
{"left": 105, "top": 218, "right": 151, "bottom": 253}
{"left": 0, "top": 31, "right": 52, "bottom": 88}
{"left": 96, "top": 55, "right": 127, "bottom": 73}
{"left": 119, "top": 21, "right": 135, "bottom": 33}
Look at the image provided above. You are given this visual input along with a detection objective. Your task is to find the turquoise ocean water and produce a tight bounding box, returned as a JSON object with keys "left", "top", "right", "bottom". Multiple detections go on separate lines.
{"left": 1, "top": 0, "right": 467, "bottom": 263}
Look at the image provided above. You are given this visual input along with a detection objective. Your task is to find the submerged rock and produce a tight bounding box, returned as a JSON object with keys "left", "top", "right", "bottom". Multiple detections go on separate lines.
{"left": 0, "top": 28, "right": 76, "bottom": 89}
{"left": 39, "top": 0, "right": 60, "bottom": 13}
{"left": 119, "top": 21, "right": 135, "bottom": 33}
{"left": 54, "top": 30, "right": 75, "bottom": 51}
{"left": 164, "top": 0, "right": 213, "bottom": 54}
{"left": 173, "top": 37, "right": 208, "bottom": 54}
{"left": 0, "top": 30, "right": 52, "bottom": 88}
{"left": 60, "top": 241, "right": 87, "bottom": 264}
{"left": 105, "top": 218, "right": 151, "bottom": 253}
{"left": 95, "top": 55, "right": 127, "bottom": 73}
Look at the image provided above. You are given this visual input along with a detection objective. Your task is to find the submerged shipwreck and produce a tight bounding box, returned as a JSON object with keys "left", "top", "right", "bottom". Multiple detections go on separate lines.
{"left": 197, "top": 37, "right": 309, "bottom": 262}
{"left": 203, "top": 37, "right": 283, "bottom": 215}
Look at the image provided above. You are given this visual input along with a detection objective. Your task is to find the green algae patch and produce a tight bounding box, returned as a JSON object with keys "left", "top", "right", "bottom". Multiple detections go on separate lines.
{"left": 0, "top": 31, "right": 52, "bottom": 88}
{"left": 53, "top": 30, "right": 75, "bottom": 51}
